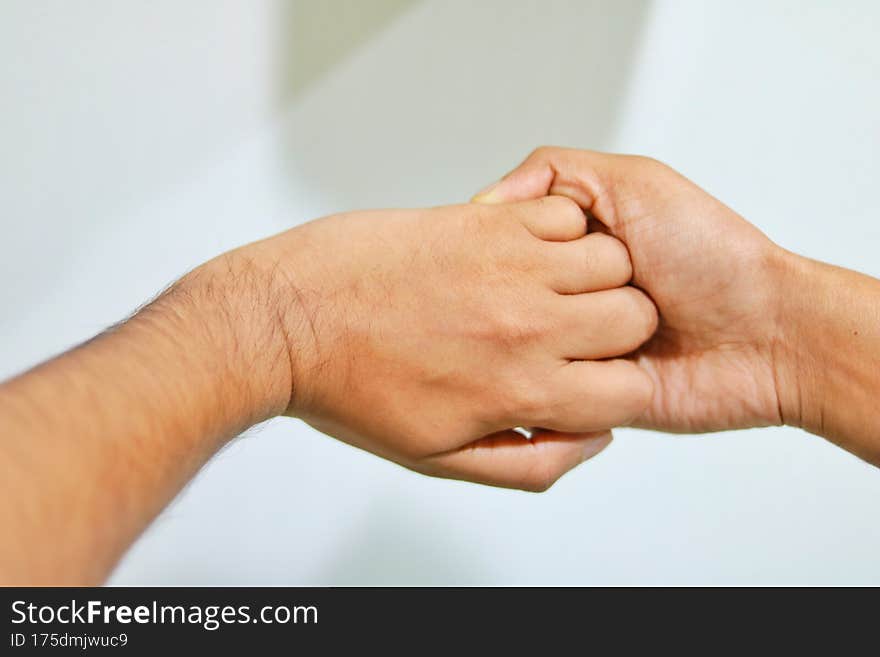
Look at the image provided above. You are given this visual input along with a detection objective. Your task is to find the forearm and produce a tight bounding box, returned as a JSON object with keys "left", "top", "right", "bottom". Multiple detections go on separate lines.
{"left": 774, "top": 252, "right": 880, "bottom": 464}
{"left": 0, "top": 253, "right": 291, "bottom": 584}
{"left": 0, "top": 196, "right": 668, "bottom": 584}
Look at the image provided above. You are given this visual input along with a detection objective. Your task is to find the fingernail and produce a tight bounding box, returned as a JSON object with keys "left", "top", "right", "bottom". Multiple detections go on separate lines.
{"left": 470, "top": 180, "right": 501, "bottom": 203}
{"left": 581, "top": 434, "right": 612, "bottom": 462}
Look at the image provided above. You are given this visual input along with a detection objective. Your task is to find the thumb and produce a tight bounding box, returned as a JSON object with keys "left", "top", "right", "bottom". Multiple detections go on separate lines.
{"left": 471, "top": 147, "right": 624, "bottom": 230}
{"left": 420, "top": 429, "right": 613, "bottom": 493}
{"left": 471, "top": 156, "right": 555, "bottom": 204}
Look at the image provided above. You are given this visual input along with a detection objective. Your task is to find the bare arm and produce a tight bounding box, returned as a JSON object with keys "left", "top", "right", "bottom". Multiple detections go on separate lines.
{"left": 0, "top": 258, "right": 292, "bottom": 584}
{"left": 774, "top": 255, "right": 880, "bottom": 465}
{"left": 0, "top": 200, "right": 656, "bottom": 584}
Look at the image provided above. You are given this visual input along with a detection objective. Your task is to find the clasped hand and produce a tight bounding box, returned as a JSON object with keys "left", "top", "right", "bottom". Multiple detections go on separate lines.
{"left": 186, "top": 147, "right": 824, "bottom": 491}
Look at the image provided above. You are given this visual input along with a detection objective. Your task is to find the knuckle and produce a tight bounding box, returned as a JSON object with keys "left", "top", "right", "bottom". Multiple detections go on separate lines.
{"left": 487, "top": 371, "right": 553, "bottom": 425}
{"left": 529, "top": 145, "right": 558, "bottom": 161}
{"left": 602, "top": 232, "right": 632, "bottom": 264}
{"left": 603, "top": 288, "right": 635, "bottom": 325}
{"left": 542, "top": 194, "right": 582, "bottom": 218}
{"left": 488, "top": 306, "right": 545, "bottom": 347}
{"left": 511, "top": 382, "right": 552, "bottom": 423}
{"left": 590, "top": 233, "right": 633, "bottom": 279}
{"left": 620, "top": 287, "right": 659, "bottom": 343}
{"left": 469, "top": 203, "right": 504, "bottom": 234}
{"left": 626, "top": 154, "right": 671, "bottom": 176}
{"left": 637, "top": 294, "right": 660, "bottom": 341}
{"left": 482, "top": 376, "right": 542, "bottom": 426}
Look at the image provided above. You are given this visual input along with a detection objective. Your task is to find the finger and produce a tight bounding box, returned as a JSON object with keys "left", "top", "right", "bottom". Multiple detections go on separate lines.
{"left": 472, "top": 147, "right": 624, "bottom": 231}
{"left": 552, "top": 286, "right": 658, "bottom": 359}
{"left": 421, "top": 429, "right": 612, "bottom": 492}
{"left": 515, "top": 359, "right": 654, "bottom": 433}
{"left": 541, "top": 233, "right": 633, "bottom": 294}
{"left": 510, "top": 196, "right": 588, "bottom": 241}
{"left": 471, "top": 154, "right": 556, "bottom": 204}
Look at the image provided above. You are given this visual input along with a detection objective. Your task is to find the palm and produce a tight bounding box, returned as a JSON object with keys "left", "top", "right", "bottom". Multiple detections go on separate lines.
{"left": 486, "top": 148, "right": 785, "bottom": 433}
{"left": 607, "top": 166, "right": 782, "bottom": 432}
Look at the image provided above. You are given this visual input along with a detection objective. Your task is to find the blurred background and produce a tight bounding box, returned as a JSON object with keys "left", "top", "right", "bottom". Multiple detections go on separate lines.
{"left": 2, "top": 0, "right": 879, "bottom": 584}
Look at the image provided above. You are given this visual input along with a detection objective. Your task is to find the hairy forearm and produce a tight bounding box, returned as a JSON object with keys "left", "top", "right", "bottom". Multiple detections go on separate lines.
{"left": 1, "top": 198, "right": 647, "bottom": 583}
{"left": 775, "top": 252, "right": 880, "bottom": 464}
{"left": 0, "top": 253, "right": 291, "bottom": 584}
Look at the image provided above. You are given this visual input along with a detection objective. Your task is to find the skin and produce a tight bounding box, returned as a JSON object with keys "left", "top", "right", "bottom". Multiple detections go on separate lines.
{"left": 0, "top": 198, "right": 657, "bottom": 584}
{"left": 4, "top": 146, "right": 879, "bottom": 584}
{"left": 474, "top": 147, "right": 880, "bottom": 464}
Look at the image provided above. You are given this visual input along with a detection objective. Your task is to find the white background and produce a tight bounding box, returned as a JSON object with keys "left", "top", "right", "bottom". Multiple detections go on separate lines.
{"left": 2, "top": 1, "right": 879, "bottom": 584}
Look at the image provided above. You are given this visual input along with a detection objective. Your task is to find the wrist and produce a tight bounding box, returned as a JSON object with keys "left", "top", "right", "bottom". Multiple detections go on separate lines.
{"left": 768, "top": 250, "right": 880, "bottom": 463}
{"left": 159, "top": 247, "right": 295, "bottom": 431}
{"left": 767, "top": 249, "right": 830, "bottom": 433}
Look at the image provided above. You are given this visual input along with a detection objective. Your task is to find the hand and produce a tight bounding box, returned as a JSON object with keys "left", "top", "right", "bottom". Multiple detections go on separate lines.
{"left": 473, "top": 147, "right": 790, "bottom": 434}
{"left": 225, "top": 199, "right": 657, "bottom": 490}
{"left": 0, "top": 197, "right": 658, "bottom": 583}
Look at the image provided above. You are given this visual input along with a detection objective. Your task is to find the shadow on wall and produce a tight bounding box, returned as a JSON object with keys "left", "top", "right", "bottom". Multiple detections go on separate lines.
{"left": 276, "top": 0, "right": 652, "bottom": 213}
{"left": 276, "top": 0, "right": 419, "bottom": 104}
